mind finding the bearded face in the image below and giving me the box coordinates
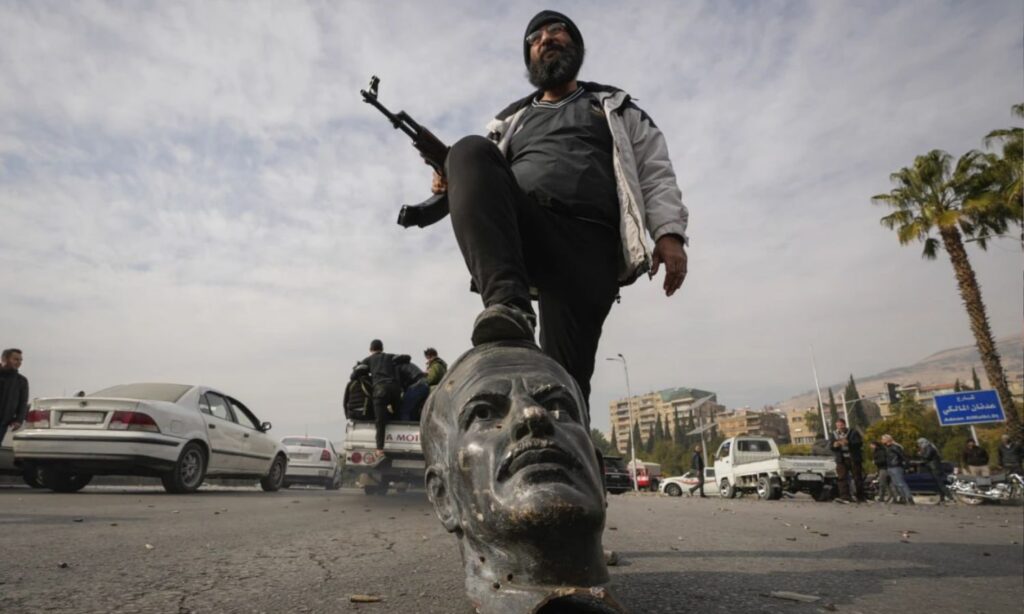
[528,38,584,90]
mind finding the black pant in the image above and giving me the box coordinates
[926,461,951,501]
[446,136,620,408]
[836,458,865,501]
[372,382,401,450]
[689,474,705,496]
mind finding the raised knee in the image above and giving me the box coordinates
[447,135,499,169]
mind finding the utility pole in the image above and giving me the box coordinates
[607,354,638,492]
[810,346,829,439]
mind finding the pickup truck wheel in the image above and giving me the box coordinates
[768,478,783,500]
[756,477,773,500]
[720,479,736,499]
[665,483,682,497]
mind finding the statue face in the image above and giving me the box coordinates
[436,346,604,541]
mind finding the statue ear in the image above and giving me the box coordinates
[425,465,459,533]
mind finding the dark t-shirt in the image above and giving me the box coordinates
[359,352,398,388]
[507,87,619,227]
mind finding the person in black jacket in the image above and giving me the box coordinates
[961,439,990,477]
[829,418,865,502]
[870,441,895,503]
[688,444,706,497]
[917,437,952,503]
[0,348,29,444]
[997,434,1023,475]
[359,340,402,456]
[394,355,430,422]
[882,435,914,504]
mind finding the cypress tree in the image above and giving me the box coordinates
[631,421,642,459]
[645,424,656,454]
[827,388,839,426]
[673,409,685,446]
[971,367,982,390]
[845,374,868,431]
[609,424,619,454]
[654,415,665,442]
[954,379,962,392]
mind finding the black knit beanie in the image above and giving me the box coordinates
[523,10,584,67]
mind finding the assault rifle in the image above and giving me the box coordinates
[360,75,451,228]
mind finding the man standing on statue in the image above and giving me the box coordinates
[433,10,689,412]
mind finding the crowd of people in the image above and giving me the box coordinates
[830,417,1023,505]
[344,340,448,458]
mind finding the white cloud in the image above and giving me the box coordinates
[1,1,1020,440]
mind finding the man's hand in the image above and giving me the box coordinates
[650,234,687,297]
[431,171,448,195]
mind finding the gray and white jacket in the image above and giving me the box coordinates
[486,81,689,285]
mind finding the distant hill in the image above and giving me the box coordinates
[777,335,1023,410]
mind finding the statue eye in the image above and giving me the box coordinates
[472,405,494,422]
[546,399,578,423]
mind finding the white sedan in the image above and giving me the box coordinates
[281,436,343,489]
[13,383,288,494]
[659,467,720,497]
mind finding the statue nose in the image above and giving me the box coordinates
[513,404,554,440]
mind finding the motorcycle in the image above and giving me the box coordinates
[948,471,1024,505]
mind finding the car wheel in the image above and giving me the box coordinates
[665,483,683,497]
[22,465,45,489]
[720,479,736,499]
[768,478,783,501]
[162,442,207,494]
[326,471,342,491]
[41,468,93,493]
[260,455,287,492]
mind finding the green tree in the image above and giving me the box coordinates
[609,424,619,455]
[873,148,1021,441]
[590,429,615,456]
[631,421,642,461]
[673,409,685,446]
[827,388,839,427]
[845,374,869,432]
[976,102,1023,243]
[654,415,665,443]
[971,367,982,391]
[644,424,656,455]
[954,379,963,392]
[805,409,824,439]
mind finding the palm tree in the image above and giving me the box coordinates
[974,102,1023,245]
[872,149,1020,441]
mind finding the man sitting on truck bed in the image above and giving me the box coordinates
[359,339,402,457]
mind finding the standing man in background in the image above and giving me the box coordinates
[830,418,865,503]
[0,348,29,443]
[688,444,706,497]
[997,434,1022,475]
[434,10,689,412]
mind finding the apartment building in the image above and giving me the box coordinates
[715,409,790,442]
[608,387,724,455]
[782,406,819,445]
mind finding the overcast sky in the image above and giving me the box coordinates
[1,0,1021,439]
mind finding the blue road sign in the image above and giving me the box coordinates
[933,390,1005,426]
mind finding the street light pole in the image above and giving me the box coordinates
[607,354,639,492]
[810,346,830,439]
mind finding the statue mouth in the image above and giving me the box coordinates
[497,439,582,482]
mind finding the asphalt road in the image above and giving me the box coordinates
[1,485,1021,614]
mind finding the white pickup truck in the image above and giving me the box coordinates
[342,419,425,495]
[713,436,837,501]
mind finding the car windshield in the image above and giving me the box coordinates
[604,458,626,471]
[282,437,327,448]
[89,383,192,403]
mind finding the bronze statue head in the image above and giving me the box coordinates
[421,341,619,613]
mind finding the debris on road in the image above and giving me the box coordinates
[349,595,383,603]
[144,544,155,551]
[58,562,69,569]
[764,591,820,603]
